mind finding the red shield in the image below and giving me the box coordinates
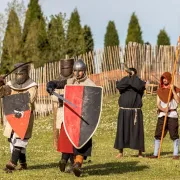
[63,85,103,149]
[3,93,31,139]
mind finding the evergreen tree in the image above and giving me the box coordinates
[83,25,94,52]
[23,19,48,68]
[66,8,85,57]
[126,12,143,44]
[157,29,170,46]
[22,0,44,42]
[23,20,39,65]
[0,13,6,60]
[82,25,94,74]
[102,21,119,71]
[5,0,26,27]
[0,0,25,60]
[1,9,22,73]
[104,21,119,47]
[48,14,66,61]
[22,0,49,66]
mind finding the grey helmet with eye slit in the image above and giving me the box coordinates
[14,63,30,85]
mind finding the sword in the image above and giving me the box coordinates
[52,91,78,108]
[0,61,33,87]
[53,92,89,125]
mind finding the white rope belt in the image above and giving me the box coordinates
[119,107,141,110]
[119,107,141,125]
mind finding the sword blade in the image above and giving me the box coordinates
[52,92,89,124]
[52,92,78,108]
[3,61,33,79]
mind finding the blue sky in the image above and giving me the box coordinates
[0,0,180,49]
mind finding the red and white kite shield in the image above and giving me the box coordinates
[3,92,31,139]
[63,85,103,149]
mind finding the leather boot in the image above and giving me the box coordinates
[4,161,16,173]
[73,162,82,177]
[18,163,28,170]
[59,159,67,172]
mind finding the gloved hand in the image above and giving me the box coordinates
[46,81,56,95]
[0,76,5,87]
[14,110,22,118]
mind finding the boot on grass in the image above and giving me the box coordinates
[73,162,82,177]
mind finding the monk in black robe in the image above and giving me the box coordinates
[114,68,146,157]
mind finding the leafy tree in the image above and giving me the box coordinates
[157,29,170,46]
[48,14,66,61]
[1,9,22,73]
[104,21,119,47]
[66,8,85,57]
[126,12,143,44]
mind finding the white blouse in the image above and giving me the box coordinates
[158,97,178,118]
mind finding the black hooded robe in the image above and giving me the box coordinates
[114,75,146,152]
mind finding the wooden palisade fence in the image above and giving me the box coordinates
[5,42,180,118]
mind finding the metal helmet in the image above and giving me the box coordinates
[14,63,30,85]
[73,59,86,71]
[73,59,87,79]
[60,58,74,78]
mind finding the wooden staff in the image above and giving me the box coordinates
[52,101,59,149]
[158,36,180,159]
[0,99,3,125]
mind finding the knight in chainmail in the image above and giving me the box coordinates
[0,63,38,172]
[47,59,96,177]
[51,58,75,173]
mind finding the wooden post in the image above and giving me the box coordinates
[0,99,3,125]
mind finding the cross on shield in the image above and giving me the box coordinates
[3,92,31,139]
[63,85,103,149]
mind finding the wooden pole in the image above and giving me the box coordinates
[158,36,180,159]
[52,101,58,148]
[0,99,3,125]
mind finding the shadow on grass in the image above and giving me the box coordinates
[28,162,58,170]
[83,161,149,176]
[83,159,93,164]
[144,151,173,157]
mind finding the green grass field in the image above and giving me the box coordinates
[1,95,180,180]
